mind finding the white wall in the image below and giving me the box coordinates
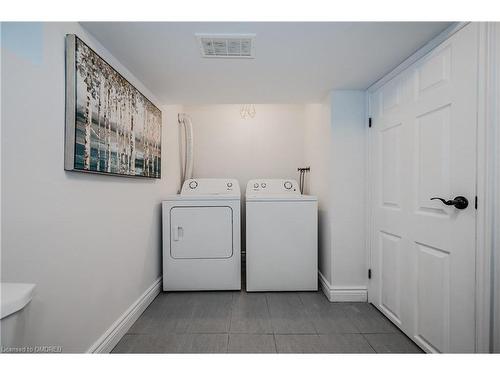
[304,98,333,282]
[183,104,306,192]
[330,91,367,291]
[1,22,181,352]
[305,91,366,301]
[184,97,365,298]
[183,104,306,251]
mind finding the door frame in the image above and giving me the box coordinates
[481,22,500,354]
[364,22,497,353]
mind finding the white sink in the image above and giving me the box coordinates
[1,282,36,319]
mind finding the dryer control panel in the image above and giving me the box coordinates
[246,179,300,195]
[181,178,240,195]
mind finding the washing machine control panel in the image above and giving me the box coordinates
[246,179,300,195]
[181,178,240,195]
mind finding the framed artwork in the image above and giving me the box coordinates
[65,34,162,178]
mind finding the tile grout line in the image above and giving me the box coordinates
[341,304,365,334]
[360,332,378,353]
[184,293,196,334]
[264,293,279,353]
[297,292,320,336]
[226,292,235,352]
[228,291,235,333]
[264,293,273,330]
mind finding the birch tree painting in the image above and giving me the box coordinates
[67,35,162,178]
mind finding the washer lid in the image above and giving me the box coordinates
[246,194,317,202]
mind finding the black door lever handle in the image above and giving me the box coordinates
[430,196,468,210]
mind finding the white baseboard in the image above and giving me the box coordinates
[331,287,368,302]
[318,272,367,302]
[87,277,162,353]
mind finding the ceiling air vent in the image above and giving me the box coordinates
[196,34,255,59]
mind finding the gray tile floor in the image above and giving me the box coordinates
[112,290,423,353]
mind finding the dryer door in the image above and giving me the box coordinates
[170,206,233,259]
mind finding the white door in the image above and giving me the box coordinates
[368,24,478,353]
[170,206,233,259]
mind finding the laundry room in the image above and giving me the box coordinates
[1,3,500,371]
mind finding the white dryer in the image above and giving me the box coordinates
[246,179,318,291]
[162,178,241,291]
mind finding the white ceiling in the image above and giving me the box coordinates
[81,22,452,104]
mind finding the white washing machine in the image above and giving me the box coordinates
[246,179,318,291]
[162,178,241,291]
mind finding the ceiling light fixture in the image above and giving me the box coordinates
[240,104,256,119]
